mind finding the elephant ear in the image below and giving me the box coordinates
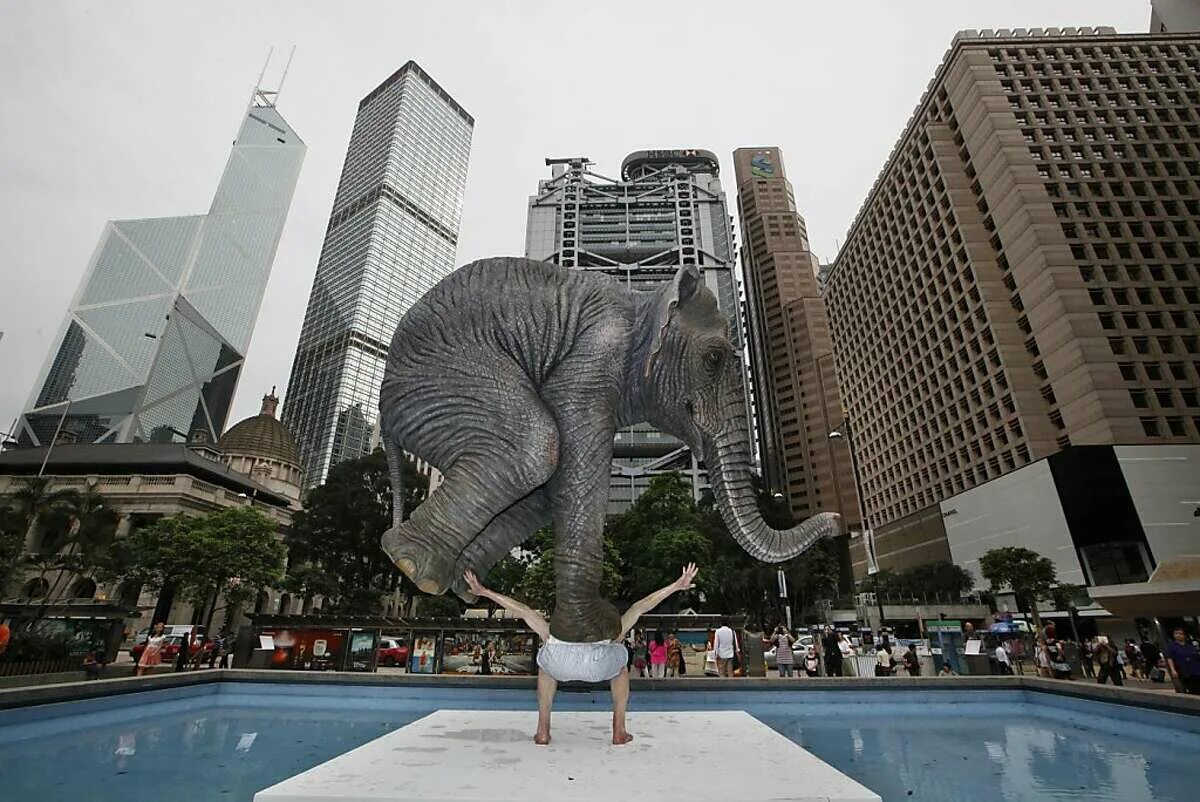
[645,266,702,376]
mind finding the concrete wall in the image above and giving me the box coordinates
[940,459,1086,588]
[1116,444,1200,565]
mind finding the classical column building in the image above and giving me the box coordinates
[283,62,473,486]
[825,28,1200,587]
[732,147,861,537]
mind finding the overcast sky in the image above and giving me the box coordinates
[0,0,1150,436]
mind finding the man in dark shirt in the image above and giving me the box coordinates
[821,627,843,677]
[1165,627,1200,694]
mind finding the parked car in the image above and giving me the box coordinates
[377,637,410,667]
[763,634,815,669]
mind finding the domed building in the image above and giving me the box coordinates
[218,389,304,507]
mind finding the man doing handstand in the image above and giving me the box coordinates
[464,562,698,746]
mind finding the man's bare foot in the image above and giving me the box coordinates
[612,731,634,745]
[534,731,551,745]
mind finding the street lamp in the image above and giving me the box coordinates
[829,419,886,637]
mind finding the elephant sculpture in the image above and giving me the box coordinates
[379,257,840,643]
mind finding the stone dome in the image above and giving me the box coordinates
[217,390,300,467]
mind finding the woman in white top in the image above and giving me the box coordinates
[874,643,894,676]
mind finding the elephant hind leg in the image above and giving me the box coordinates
[382,390,559,595]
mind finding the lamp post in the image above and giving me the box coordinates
[828,418,886,635]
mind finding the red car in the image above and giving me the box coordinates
[131,634,210,665]
[377,637,410,667]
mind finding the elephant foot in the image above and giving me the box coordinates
[381,528,456,595]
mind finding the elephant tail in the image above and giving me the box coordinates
[384,436,406,528]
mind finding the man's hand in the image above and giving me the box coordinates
[464,569,487,597]
[673,563,698,592]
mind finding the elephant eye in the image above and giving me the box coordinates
[703,347,724,373]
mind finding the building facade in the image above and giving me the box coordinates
[19,86,305,449]
[732,147,862,536]
[282,62,473,486]
[1151,0,1200,33]
[824,28,1200,582]
[525,151,750,513]
[0,436,300,632]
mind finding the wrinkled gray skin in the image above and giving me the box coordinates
[379,257,840,642]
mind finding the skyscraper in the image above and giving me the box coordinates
[282,62,473,486]
[19,82,305,447]
[825,28,1200,585]
[525,150,750,513]
[732,147,861,535]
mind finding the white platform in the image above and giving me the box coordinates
[254,709,880,802]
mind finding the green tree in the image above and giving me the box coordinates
[287,449,428,614]
[859,561,974,600]
[979,546,1059,631]
[8,477,79,555]
[606,473,709,604]
[109,507,286,633]
[0,505,28,593]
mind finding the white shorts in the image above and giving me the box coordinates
[537,637,628,683]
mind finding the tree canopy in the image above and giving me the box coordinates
[979,546,1059,629]
[858,561,975,600]
[108,506,285,629]
[286,449,428,614]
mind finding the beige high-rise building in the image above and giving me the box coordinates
[732,148,862,543]
[825,28,1200,586]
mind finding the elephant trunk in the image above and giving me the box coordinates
[702,379,841,563]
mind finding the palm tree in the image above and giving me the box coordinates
[42,487,120,601]
[10,477,80,555]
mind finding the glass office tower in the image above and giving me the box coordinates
[282,62,473,486]
[19,88,305,447]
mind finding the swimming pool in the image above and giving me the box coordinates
[2,678,1198,801]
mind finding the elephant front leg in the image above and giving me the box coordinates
[547,406,621,643]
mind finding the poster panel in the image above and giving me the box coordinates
[440,629,537,675]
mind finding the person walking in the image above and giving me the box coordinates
[647,632,668,679]
[465,563,697,746]
[175,630,195,673]
[137,622,166,677]
[1080,638,1095,678]
[771,625,795,678]
[903,643,921,676]
[994,640,1012,675]
[713,621,739,678]
[820,626,841,677]
[1165,627,1200,694]
[874,642,894,677]
[666,633,683,678]
[1094,635,1123,686]
[1140,635,1163,683]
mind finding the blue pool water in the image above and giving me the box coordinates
[2,683,1199,801]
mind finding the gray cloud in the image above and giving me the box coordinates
[0,0,1148,436]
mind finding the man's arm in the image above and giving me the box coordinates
[619,563,698,638]
[463,570,550,640]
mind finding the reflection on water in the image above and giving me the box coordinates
[0,707,414,802]
[762,714,1196,801]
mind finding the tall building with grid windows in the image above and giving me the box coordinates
[825,28,1200,590]
[19,85,305,448]
[282,62,473,486]
[525,151,750,513]
[731,147,861,537]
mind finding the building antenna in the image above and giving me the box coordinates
[250,46,294,109]
[275,46,296,105]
